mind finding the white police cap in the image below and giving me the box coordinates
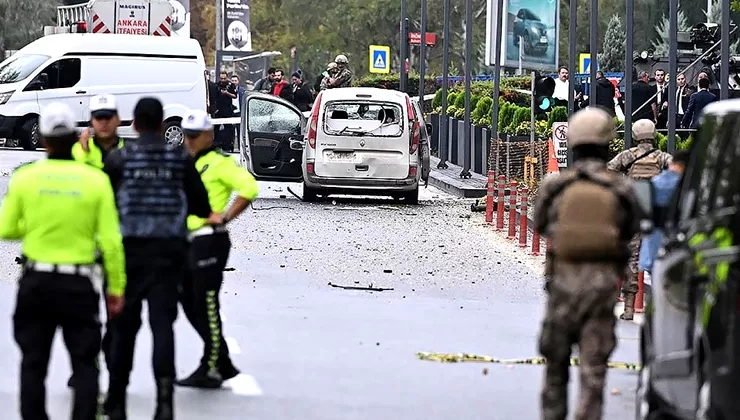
[39,102,77,137]
[90,94,118,117]
[181,109,213,133]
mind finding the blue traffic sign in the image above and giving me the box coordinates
[369,45,390,74]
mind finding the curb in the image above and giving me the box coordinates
[428,157,487,199]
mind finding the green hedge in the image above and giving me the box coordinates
[353,74,438,96]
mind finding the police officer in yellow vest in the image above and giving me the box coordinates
[72,94,124,168]
[67,94,124,389]
[0,102,126,420]
[175,109,259,388]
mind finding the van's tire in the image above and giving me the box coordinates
[403,186,419,205]
[302,185,319,202]
[19,117,40,151]
[163,119,183,146]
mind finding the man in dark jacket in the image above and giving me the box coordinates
[205,70,219,117]
[102,97,213,420]
[594,71,616,116]
[253,67,276,93]
[631,70,655,122]
[682,77,717,128]
[290,71,313,111]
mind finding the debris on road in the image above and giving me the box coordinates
[415,352,641,371]
[328,282,394,292]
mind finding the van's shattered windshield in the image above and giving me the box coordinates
[323,101,404,137]
[0,54,49,84]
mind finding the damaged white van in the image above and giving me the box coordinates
[301,87,429,203]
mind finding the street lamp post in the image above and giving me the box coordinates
[419,0,427,101]
[624,0,634,148]
[400,0,409,92]
[589,0,598,106]
[438,0,451,169]
[461,0,473,177]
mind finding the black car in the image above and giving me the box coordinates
[636,99,740,420]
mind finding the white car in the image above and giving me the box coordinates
[301,87,430,203]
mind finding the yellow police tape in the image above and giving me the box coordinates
[415,352,642,371]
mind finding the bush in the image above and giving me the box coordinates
[472,96,492,121]
[609,138,625,159]
[432,89,443,108]
[508,107,531,133]
[499,103,516,133]
[470,94,481,111]
[447,92,458,108]
[453,93,466,108]
[546,106,568,129]
[353,74,438,96]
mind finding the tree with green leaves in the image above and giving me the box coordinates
[0,0,59,56]
[651,8,691,56]
[598,15,625,72]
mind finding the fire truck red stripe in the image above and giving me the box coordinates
[93,22,105,32]
[159,23,170,36]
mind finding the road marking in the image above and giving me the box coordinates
[225,336,241,354]
[224,374,263,396]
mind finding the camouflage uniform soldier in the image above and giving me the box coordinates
[607,119,671,320]
[327,54,353,88]
[534,108,640,420]
[320,62,339,91]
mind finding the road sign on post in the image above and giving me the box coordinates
[369,45,391,74]
[409,32,437,46]
[552,122,568,168]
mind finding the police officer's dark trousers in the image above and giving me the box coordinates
[105,239,185,419]
[14,267,100,420]
[180,229,234,375]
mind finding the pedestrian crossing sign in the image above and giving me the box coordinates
[369,45,390,74]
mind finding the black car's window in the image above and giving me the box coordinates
[709,114,740,212]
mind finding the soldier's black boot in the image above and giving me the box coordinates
[175,365,223,389]
[154,378,174,420]
[620,293,636,320]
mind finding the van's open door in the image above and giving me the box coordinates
[240,93,305,182]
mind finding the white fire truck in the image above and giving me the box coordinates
[45,0,186,37]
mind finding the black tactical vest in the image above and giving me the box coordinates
[116,141,189,239]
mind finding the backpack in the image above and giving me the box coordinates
[626,147,662,180]
[548,169,626,261]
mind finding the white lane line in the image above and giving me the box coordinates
[224,374,263,396]
[225,336,241,354]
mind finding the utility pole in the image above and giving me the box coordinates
[438,0,451,169]
[215,0,222,70]
[400,0,409,92]
[419,0,427,100]
[461,0,473,178]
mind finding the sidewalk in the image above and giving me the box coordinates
[428,157,487,198]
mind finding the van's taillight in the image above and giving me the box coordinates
[306,163,315,174]
[307,92,323,149]
[408,165,418,177]
[405,96,420,154]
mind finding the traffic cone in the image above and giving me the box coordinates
[547,138,559,175]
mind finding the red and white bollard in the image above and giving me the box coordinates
[496,175,505,231]
[507,181,518,240]
[531,231,541,255]
[635,271,645,313]
[518,187,528,248]
[485,170,496,224]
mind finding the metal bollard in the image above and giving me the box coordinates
[485,170,496,224]
[531,231,541,255]
[518,187,528,248]
[635,272,645,313]
[507,181,518,239]
[496,175,505,230]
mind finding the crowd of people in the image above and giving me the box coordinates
[0,94,259,420]
[551,65,717,130]
[202,53,354,153]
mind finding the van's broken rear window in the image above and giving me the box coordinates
[323,101,404,137]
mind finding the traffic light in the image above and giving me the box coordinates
[533,73,556,113]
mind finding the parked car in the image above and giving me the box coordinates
[512,8,548,56]
[636,99,740,420]
[299,87,430,203]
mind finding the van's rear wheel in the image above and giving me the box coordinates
[402,186,419,205]
[19,117,39,151]
[302,185,319,202]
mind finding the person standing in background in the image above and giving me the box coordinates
[231,75,246,148]
[253,67,276,93]
[653,69,669,129]
[682,78,717,129]
[631,71,656,122]
[205,70,219,117]
[290,71,313,112]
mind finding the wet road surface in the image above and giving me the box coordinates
[0,149,640,419]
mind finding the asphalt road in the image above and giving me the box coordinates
[0,149,640,420]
